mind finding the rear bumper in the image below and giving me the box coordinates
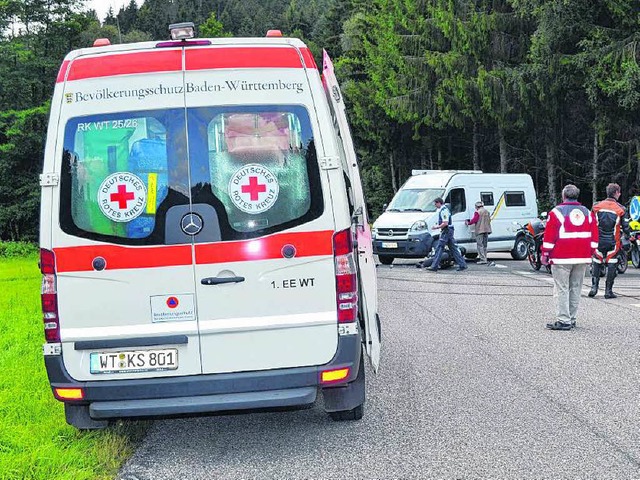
[90,387,318,418]
[45,334,361,418]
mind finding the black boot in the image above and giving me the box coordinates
[604,265,617,299]
[588,263,600,297]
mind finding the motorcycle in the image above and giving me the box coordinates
[415,232,466,270]
[513,217,550,274]
[590,235,631,276]
[629,230,640,269]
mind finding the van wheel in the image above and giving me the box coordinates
[324,350,366,422]
[378,255,394,265]
[329,403,364,421]
[511,235,528,260]
[64,404,109,430]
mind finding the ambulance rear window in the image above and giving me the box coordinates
[59,111,176,243]
[58,105,323,245]
[197,107,320,234]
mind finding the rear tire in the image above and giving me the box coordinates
[329,403,364,421]
[465,253,478,260]
[617,253,628,274]
[631,246,640,268]
[511,235,528,260]
[325,350,366,422]
[378,255,394,265]
[64,404,109,430]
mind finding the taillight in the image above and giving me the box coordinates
[333,229,358,323]
[40,249,60,343]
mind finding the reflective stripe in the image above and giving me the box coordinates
[558,231,592,239]
[590,242,598,248]
[551,258,591,264]
[543,242,555,249]
[552,207,564,223]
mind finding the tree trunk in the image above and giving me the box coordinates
[472,123,480,171]
[437,146,442,170]
[546,140,557,205]
[390,151,397,193]
[498,126,508,173]
[636,139,640,188]
[428,138,433,169]
[591,127,598,206]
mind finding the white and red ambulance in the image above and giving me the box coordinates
[39,23,381,429]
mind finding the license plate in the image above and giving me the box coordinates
[381,242,398,249]
[90,349,178,374]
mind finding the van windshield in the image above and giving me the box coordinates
[387,188,444,212]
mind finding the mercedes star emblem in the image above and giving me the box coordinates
[180,212,204,236]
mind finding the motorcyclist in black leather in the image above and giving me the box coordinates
[589,183,631,299]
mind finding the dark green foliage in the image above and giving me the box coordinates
[0,241,39,257]
[0,0,639,240]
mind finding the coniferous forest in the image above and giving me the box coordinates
[1,0,639,241]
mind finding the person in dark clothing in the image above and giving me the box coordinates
[589,183,631,299]
[426,197,467,272]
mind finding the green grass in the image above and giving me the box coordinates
[0,256,148,480]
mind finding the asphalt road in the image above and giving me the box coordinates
[119,256,640,479]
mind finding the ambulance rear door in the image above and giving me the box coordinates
[183,44,339,374]
[322,50,380,371]
[51,47,203,381]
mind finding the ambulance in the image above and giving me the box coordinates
[39,23,381,429]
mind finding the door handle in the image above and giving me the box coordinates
[201,276,245,285]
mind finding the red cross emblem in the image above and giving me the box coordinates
[241,176,267,201]
[110,184,135,209]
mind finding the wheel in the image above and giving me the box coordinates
[329,403,364,421]
[325,350,365,422]
[511,235,529,260]
[528,251,541,271]
[617,252,628,274]
[631,246,640,268]
[465,253,478,260]
[378,255,394,265]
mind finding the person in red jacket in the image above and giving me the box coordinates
[589,183,631,299]
[541,184,598,330]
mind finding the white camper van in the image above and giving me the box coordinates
[39,24,380,429]
[372,170,538,264]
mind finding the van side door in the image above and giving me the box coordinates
[322,50,380,371]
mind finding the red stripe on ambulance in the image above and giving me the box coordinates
[53,231,334,272]
[60,50,183,82]
[57,47,311,83]
[185,47,305,70]
[56,60,71,83]
[194,230,334,265]
[54,244,192,273]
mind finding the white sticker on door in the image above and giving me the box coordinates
[228,164,279,214]
[150,294,195,322]
[98,172,147,222]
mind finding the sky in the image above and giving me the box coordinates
[87,0,141,21]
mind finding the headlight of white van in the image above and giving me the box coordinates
[410,220,428,232]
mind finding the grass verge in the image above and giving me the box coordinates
[0,256,148,480]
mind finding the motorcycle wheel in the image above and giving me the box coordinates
[631,245,640,268]
[528,252,541,271]
[617,252,628,274]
